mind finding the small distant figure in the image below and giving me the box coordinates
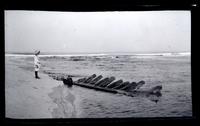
[34,50,41,79]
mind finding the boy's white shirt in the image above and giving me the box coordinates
[34,55,40,65]
[34,55,40,71]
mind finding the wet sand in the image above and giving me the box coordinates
[5,57,80,118]
[48,85,82,118]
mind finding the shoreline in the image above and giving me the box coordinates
[5,58,81,118]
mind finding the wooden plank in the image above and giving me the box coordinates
[84,74,96,83]
[113,81,130,89]
[99,76,116,87]
[73,82,118,94]
[120,82,137,91]
[94,77,110,86]
[106,79,123,88]
[90,75,103,84]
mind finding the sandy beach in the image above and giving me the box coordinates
[5,57,81,119]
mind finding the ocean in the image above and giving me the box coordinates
[5,52,192,117]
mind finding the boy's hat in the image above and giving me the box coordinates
[34,50,40,55]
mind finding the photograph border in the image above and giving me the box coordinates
[1,0,199,125]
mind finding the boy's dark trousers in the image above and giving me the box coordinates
[35,71,39,79]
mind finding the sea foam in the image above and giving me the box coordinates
[5,52,190,58]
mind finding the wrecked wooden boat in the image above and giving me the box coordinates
[62,74,162,99]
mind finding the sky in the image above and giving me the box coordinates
[5,10,191,53]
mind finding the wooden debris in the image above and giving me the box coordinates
[113,81,130,89]
[99,76,116,87]
[106,79,123,88]
[62,74,162,100]
[84,74,96,83]
[77,78,87,83]
[120,82,137,91]
[90,75,103,84]
[94,77,110,86]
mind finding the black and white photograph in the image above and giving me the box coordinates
[5,10,191,118]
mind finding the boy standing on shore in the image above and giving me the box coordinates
[34,50,41,79]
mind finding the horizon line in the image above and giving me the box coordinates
[5,50,191,54]
[5,51,191,56]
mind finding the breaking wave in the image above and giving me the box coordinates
[5,52,190,59]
